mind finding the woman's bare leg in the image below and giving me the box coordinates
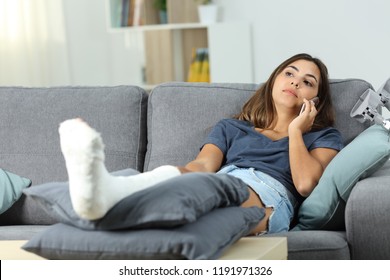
[241,188,273,234]
[59,118,181,220]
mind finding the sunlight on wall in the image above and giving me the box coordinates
[0,0,21,43]
[0,0,53,43]
[0,0,70,86]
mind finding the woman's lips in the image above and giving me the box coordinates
[283,89,297,97]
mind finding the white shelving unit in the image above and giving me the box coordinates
[106,0,253,87]
[108,22,209,32]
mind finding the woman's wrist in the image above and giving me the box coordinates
[288,125,304,137]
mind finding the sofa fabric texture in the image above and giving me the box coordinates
[145,83,257,170]
[0,79,389,259]
[0,86,148,185]
[345,168,390,259]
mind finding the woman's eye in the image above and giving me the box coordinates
[304,80,313,87]
[285,71,293,77]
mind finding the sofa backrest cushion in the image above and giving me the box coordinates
[145,80,372,170]
[0,85,148,226]
[0,86,148,185]
[145,83,256,170]
[330,79,373,144]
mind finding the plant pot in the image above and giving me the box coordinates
[158,10,168,24]
[198,4,218,24]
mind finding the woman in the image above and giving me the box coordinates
[59,53,343,235]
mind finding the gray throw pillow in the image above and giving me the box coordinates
[22,168,140,228]
[22,206,263,260]
[23,171,255,230]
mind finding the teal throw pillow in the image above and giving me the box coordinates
[0,169,32,214]
[294,124,390,231]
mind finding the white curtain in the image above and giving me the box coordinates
[0,0,70,86]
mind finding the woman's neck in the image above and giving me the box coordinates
[268,112,295,133]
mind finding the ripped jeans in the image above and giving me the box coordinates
[218,165,295,233]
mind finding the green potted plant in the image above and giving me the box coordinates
[153,0,167,24]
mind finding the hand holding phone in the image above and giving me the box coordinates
[299,97,319,115]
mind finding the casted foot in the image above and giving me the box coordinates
[59,118,182,220]
[59,118,105,162]
[59,118,110,220]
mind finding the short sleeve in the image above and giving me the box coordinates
[309,128,344,151]
[201,120,229,154]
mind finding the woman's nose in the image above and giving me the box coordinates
[291,81,299,88]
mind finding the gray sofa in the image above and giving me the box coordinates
[0,80,389,259]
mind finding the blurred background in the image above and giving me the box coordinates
[0,0,389,91]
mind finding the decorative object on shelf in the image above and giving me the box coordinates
[153,0,168,24]
[188,48,210,83]
[195,0,218,24]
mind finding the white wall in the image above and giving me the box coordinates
[62,0,390,90]
[214,0,390,90]
[62,0,144,86]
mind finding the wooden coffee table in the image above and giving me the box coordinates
[0,240,44,260]
[0,237,287,260]
[221,237,287,260]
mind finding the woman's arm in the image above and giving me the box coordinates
[288,129,338,197]
[288,99,338,197]
[178,143,224,174]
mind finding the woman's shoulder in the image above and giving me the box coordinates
[312,126,342,136]
[307,126,344,148]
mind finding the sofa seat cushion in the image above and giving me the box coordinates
[268,231,350,260]
[0,225,48,240]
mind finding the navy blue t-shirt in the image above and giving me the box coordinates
[203,118,344,201]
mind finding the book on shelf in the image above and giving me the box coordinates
[127,0,136,26]
[109,0,122,27]
[132,0,144,26]
[187,48,210,83]
[110,0,160,28]
[121,0,130,27]
[109,0,140,27]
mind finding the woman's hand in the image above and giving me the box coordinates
[288,98,318,134]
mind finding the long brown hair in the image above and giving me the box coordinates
[235,53,334,131]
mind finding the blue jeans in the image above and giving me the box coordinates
[218,165,295,233]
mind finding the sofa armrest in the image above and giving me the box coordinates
[345,175,390,259]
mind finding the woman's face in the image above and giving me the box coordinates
[272,59,320,112]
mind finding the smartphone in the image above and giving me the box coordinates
[299,97,319,115]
